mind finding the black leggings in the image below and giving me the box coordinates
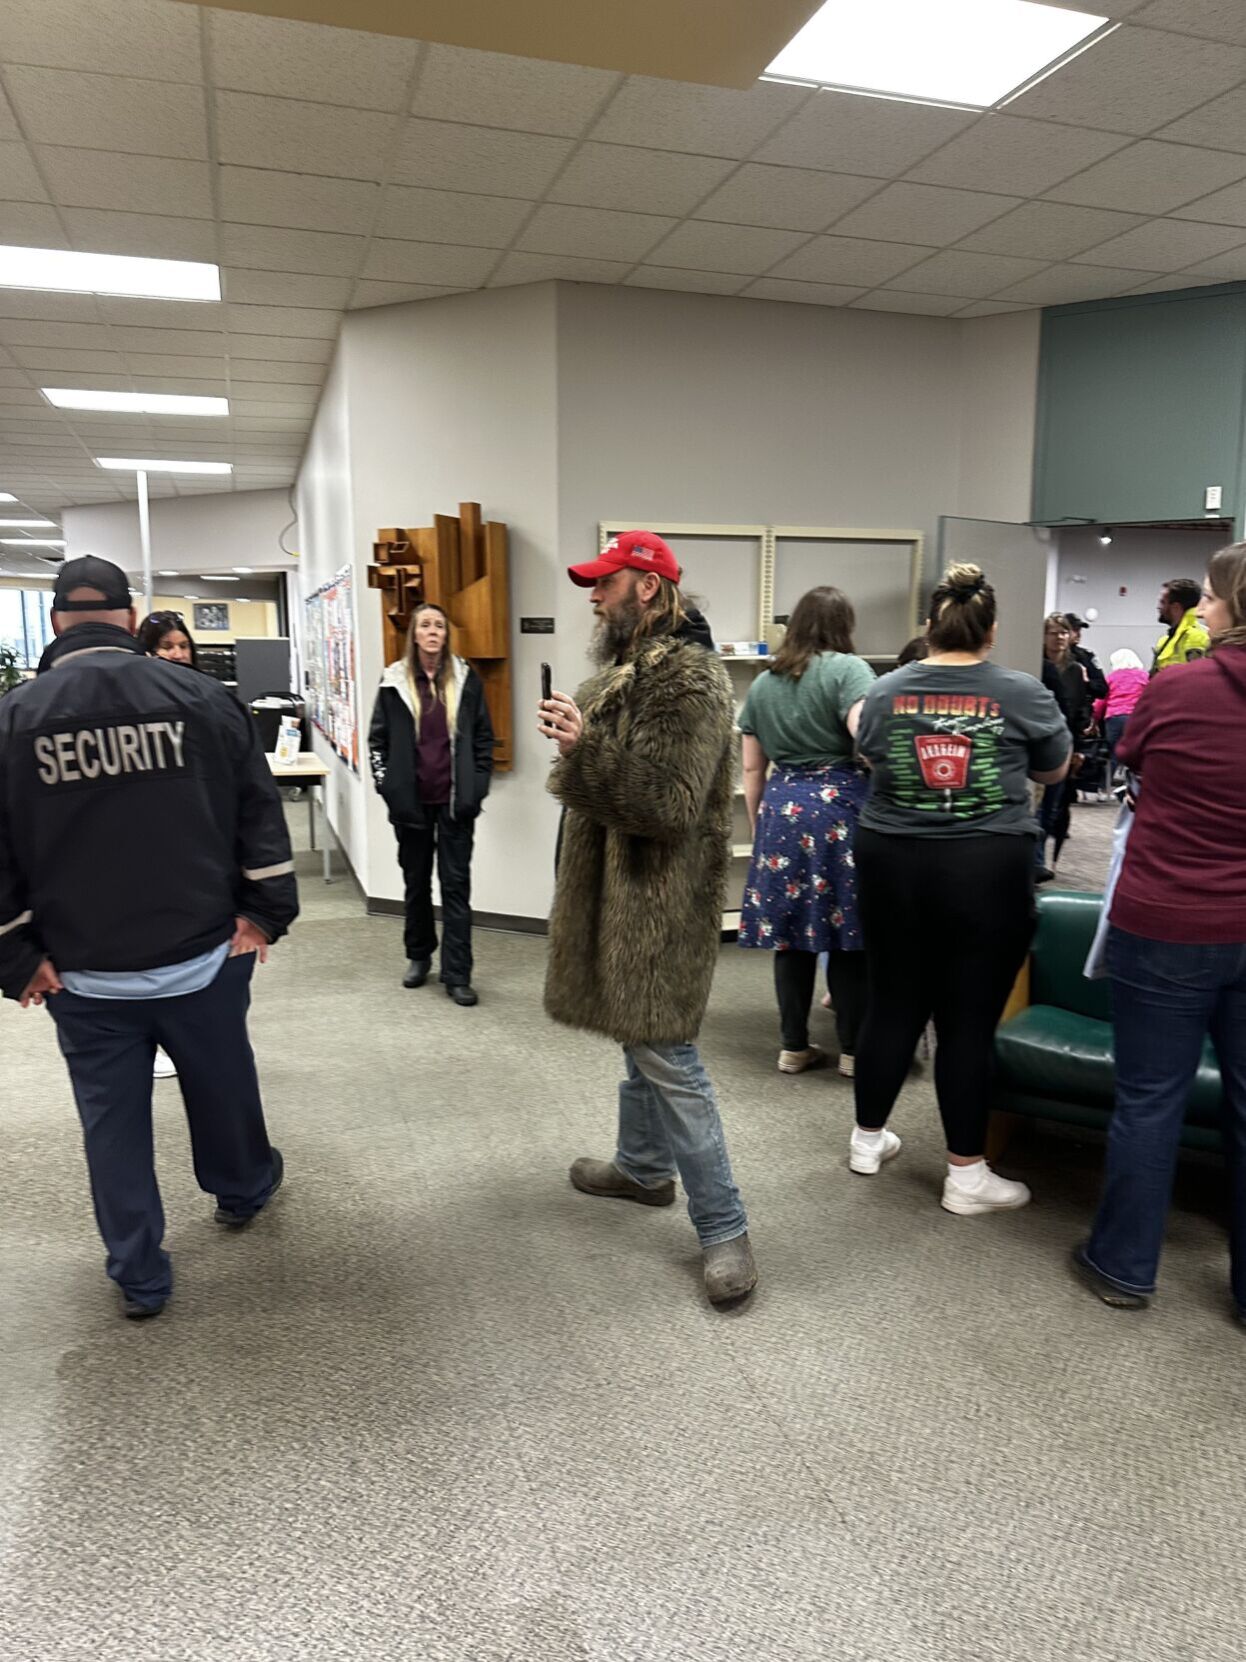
[773,950,866,1055]
[853,829,1035,1156]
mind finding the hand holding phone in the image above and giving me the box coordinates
[540,662,553,705]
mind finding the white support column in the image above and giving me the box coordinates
[136,468,153,613]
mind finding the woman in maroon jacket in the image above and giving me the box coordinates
[1075,542,1246,1322]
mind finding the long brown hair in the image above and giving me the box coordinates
[1043,611,1071,670]
[1206,543,1246,650]
[771,586,856,680]
[404,602,458,733]
[927,563,996,653]
[633,575,691,643]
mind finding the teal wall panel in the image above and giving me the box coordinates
[1033,283,1246,530]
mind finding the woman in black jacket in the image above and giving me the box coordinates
[368,603,494,1005]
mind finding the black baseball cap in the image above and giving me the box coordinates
[1063,612,1089,631]
[52,555,132,611]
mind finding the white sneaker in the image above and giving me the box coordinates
[778,1045,827,1074]
[153,1047,177,1080]
[838,1052,855,1079]
[941,1163,1031,1215]
[848,1125,902,1175]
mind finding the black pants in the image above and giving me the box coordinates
[773,949,867,1055]
[48,953,277,1308]
[853,829,1035,1156]
[397,809,475,985]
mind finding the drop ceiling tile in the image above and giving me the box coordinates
[1010,25,1246,135]
[0,291,99,323]
[1075,218,1246,271]
[125,375,227,393]
[7,68,207,159]
[1172,179,1246,228]
[623,267,749,295]
[37,148,212,219]
[1044,141,1246,214]
[219,169,379,237]
[221,270,350,310]
[62,209,216,261]
[906,117,1129,197]
[97,298,225,331]
[232,417,307,431]
[768,235,936,287]
[374,186,529,248]
[125,354,229,379]
[10,348,126,372]
[360,239,495,286]
[643,220,808,274]
[225,334,332,363]
[590,76,807,159]
[1153,88,1246,153]
[0,0,202,79]
[0,202,67,247]
[412,45,616,137]
[225,305,341,339]
[393,120,573,197]
[517,203,674,263]
[220,225,364,279]
[1132,0,1246,46]
[1169,248,1246,283]
[741,278,865,306]
[957,201,1148,260]
[487,252,628,287]
[215,92,397,182]
[349,280,464,308]
[21,370,123,390]
[222,381,317,405]
[831,182,1020,246]
[208,10,418,110]
[955,300,1035,317]
[850,290,966,315]
[549,144,733,217]
[226,360,323,385]
[0,320,114,349]
[995,263,1162,304]
[0,89,18,146]
[881,249,1050,296]
[229,399,317,418]
[755,90,975,178]
[98,325,222,357]
[693,164,882,232]
[0,141,48,203]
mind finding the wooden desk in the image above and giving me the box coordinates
[266,752,335,882]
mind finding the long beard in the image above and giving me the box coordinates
[591,597,643,666]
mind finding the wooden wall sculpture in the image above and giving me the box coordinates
[367,502,512,770]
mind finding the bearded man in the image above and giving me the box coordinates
[538,531,757,1307]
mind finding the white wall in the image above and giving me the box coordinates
[956,311,1041,523]
[1055,524,1224,668]
[62,487,297,576]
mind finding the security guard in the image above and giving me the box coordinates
[0,556,299,1319]
[1153,577,1210,673]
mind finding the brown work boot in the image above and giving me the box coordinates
[702,1233,758,1306]
[569,1158,676,1207]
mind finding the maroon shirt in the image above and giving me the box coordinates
[1112,647,1246,943]
[414,672,451,806]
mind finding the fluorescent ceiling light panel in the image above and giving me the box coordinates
[0,494,16,503]
[43,389,229,416]
[766,0,1108,108]
[199,574,238,582]
[0,538,66,547]
[95,458,232,474]
[0,245,219,302]
[0,518,55,527]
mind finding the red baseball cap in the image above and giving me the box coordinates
[568,530,681,588]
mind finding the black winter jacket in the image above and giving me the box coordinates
[0,624,298,1000]
[368,656,493,828]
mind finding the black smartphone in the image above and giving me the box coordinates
[540,662,552,703]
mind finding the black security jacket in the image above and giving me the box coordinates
[0,624,298,999]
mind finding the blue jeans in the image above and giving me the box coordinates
[1085,928,1246,1309]
[48,954,279,1309]
[615,1043,748,1247]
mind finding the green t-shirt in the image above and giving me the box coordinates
[737,651,876,767]
[857,660,1070,837]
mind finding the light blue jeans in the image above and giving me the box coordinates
[615,1042,749,1247]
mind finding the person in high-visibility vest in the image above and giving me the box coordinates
[1152,577,1210,672]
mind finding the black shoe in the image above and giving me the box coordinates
[446,984,478,1007]
[122,1296,165,1320]
[402,958,431,989]
[1035,866,1056,885]
[1071,1243,1148,1309]
[215,1146,284,1228]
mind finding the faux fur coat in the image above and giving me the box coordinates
[544,624,734,1047]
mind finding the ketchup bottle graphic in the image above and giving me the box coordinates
[915,733,972,812]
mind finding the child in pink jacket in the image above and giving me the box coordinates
[1093,649,1148,771]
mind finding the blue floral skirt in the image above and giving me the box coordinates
[739,763,868,953]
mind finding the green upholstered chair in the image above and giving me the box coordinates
[991,889,1224,1151]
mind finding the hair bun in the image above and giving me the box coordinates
[943,561,986,602]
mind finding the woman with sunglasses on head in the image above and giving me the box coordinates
[368,603,494,1006]
[137,610,198,668]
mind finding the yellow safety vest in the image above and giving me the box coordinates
[1153,608,1210,673]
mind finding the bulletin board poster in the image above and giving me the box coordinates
[304,566,358,771]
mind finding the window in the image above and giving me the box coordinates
[0,589,53,669]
